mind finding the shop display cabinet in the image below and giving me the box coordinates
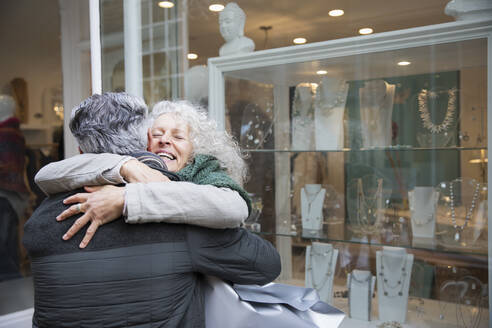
[209,19,492,327]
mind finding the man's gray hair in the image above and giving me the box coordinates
[70,92,150,154]
[151,100,248,186]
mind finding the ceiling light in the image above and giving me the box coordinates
[398,61,411,66]
[158,1,174,8]
[187,53,198,60]
[359,28,373,35]
[293,38,307,44]
[316,70,328,75]
[329,9,344,17]
[209,4,224,12]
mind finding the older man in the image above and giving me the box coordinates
[23,92,280,327]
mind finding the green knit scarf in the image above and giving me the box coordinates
[176,154,252,214]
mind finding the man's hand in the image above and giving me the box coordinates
[120,159,170,183]
[56,185,125,248]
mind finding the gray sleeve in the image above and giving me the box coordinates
[34,153,133,195]
[125,182,248,228]
[187,226,281,285]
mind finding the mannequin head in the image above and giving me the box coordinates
[219,2,246,42]
[0,95,16,122]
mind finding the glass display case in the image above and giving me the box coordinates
[209,19,491,327]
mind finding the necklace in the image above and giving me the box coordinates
[449,180,480,241]
[307,244,334,290]
[377,322,403,328]
[314,79,348,114]
[409,190,438,226]
[418,87,457,134]
[348,270,372,320]
[356,178,383,229]
[379,252,407,297]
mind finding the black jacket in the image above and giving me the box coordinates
[23,189,281,328]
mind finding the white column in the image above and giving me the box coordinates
[89,0,102,94]
[123,0,143,98]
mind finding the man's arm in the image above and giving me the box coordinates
[187,226,281,285]
[35,153,132,195]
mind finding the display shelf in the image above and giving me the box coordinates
[242,146,488,153]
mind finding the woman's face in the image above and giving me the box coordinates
[148,113,193,172]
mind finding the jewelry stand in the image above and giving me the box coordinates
[408,186,439,239]
[347,269,375,321]
[301,184,326,233]
[305,242,338,304]
[359,80,396,148]
[292,85,314,150]
[376,247,414,323]
[314,76,348,150]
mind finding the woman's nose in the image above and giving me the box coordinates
[159,134,171,144]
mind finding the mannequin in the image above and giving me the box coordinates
[314,76,348,150]
[219,3,255,57]
[292,84,315,150]
[376,247,414,323]
[359,80,395,148]
[184,65,208,107]
[408,186,439,239]
[347,269,376,321]
[305,242,338,304]
[300,184,326,231]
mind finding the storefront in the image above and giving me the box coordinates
[0,0,491,327]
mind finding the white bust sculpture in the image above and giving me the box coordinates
[184,65,209,105]
[219,3,255,57]
[445,0,492,21]
[0,95,16,122]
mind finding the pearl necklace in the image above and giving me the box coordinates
[418,88,457,134]
[379,253,407,297]
[449,181,480,241]
[307,245,334,290]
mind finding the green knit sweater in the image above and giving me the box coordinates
[176,154,252,214]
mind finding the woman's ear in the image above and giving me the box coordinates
[147,128,152,151]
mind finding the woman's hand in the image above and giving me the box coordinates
[120,159,171,183]
[56,185,125,248]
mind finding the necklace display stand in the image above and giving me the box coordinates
[376,247,414,323]
[314,77,348,150]
[305,242,338,304]
[301,184,326,233]
[347,269,375,321]
[292,85,315,150]
[408,186,439,239]
[359,80,395,148]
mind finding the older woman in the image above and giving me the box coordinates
[35,100,250,247]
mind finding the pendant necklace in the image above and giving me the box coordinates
[379,253,407,297]
[307,245,334,290]
[418,87,457,134]
[303,187,323,223]
[348,271,372,320]
[449,181,480,241]
[357,178,383,227]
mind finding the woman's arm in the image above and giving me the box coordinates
[35,153,132,195]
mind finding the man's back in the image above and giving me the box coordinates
[24,189,280,328]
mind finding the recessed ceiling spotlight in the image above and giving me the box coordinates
[293,37,307,44]
[316,70,328,75]
[209,4,224,12]
[359,27,374,35]
[398,61,411,66]
[187,53,198,60]
[158,1,174,8]
[329,9,344,17]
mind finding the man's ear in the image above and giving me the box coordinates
[78,147,83,154]
[147,128,152,151]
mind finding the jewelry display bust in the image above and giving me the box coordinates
[218,3,255,56]
[0,95,16,122]
[301,184,326,231]
[359,80,395,148]
[408,186,439,239]
[376,247,414,323]
[314,76,348,150]
[347,269,375,321]
[292,84,315,150]
[305,242,338,304]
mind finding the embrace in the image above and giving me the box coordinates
[23,92,281,327]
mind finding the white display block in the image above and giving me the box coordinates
[347,270,376,321]
[305,242,338,304]
[301,184,326,231]
[408,186,439,239]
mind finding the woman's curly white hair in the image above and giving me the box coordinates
[150,100,248,186]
